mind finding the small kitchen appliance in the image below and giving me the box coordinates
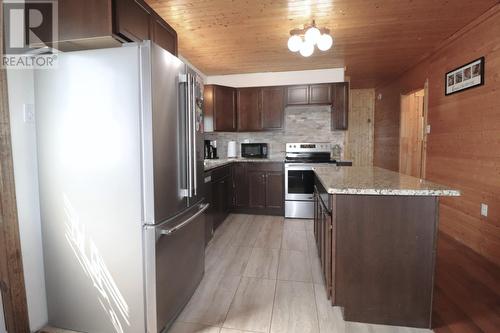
[227,141,237,158]
[241,143,268,158]
[204,140,218,159]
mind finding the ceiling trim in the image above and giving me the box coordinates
[205,68,345,87]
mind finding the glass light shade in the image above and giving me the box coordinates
[287,35,302,52]
[304,26,321,44]
[299,41,314,57]
[317,34,333,51]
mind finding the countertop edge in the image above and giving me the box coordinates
[313,166,461,197]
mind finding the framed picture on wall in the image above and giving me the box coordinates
[445,57,485,95]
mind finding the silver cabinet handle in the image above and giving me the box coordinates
[160,203,210,236]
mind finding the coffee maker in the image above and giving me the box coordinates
[204,140,218,159]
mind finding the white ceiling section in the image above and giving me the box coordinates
[205,68,345,87]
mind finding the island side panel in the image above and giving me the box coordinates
[335,194,439,328]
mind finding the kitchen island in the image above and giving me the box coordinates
[312,166,459,329]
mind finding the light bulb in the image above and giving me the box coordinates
[317,34,333,51]
[287,35,302,52]
[304,26,321,44]
[299,41,314,57]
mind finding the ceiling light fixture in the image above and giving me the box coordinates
[288,20,333,57]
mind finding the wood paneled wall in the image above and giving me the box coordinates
[374,5,500,266]
[346,89,375,166]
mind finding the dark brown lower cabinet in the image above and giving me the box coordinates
[265,171,284,209]
[313,175,440,329]
[205,162,284,236]
[248,170,267,208]
[232,163,249,208]
[207,164,233,231]
[242,163,284,215]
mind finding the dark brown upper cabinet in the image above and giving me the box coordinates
[287,85,309,105]
[309,84,332,104]
[286,84,332,105]
[114,0,151,42]
[236,86,285,132]
[261,87,285,130]
[151,14,178,56]
[237,88,262,131]
[331,82,349,130]
[204,85,237,132]
[47,0,177,55]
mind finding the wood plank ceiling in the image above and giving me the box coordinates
[146,0,498,87]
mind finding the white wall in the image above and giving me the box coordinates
[0,293,6,333]
[205,68,344,87]
[7,69,48,332]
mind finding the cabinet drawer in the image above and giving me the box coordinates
[211,165,232,182]
[246,162,283,172]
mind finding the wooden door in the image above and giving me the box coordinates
[265,171,283,209]
[331,82,349,130]
[309,84,331,104]
[214,85,237,132]
[287,85,309,105]
[151,15,178,55]
[237,88,262,131]
[261,87,285,130]
[233,163,249,208]
[248,170,266,208]
[114,0,151,42]
[345,89,375,166]
[399,90,425,177]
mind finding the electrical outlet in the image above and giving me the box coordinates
[481,203,488,217]
[23,103,35,123]
[426,125,431,134]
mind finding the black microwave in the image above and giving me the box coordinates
[241,143,268,158]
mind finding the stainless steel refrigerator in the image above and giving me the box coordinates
[35,41,206,333]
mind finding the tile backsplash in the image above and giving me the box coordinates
[204,105,346,159]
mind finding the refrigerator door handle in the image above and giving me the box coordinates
[160,203,209,236]
[191,75,198,196]
[185,73,194,198]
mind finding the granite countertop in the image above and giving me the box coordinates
[313,166,461,196]
[204,158,284,171]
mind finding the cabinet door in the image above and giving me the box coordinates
[330,196,336,305]
[261,87,285,130]
[324,208,332,299]
[287,85,309,105]
[151,15,178,55]
[214,86,237,132]
[233,163,249,208]
[114,0,151,42]
[58,0,113,42]
[309,84,331,104]
[237,88,262,131]
[265,171,284,209]
[204,178,214,245]
[248,171,266,208]
[331,82,349,130]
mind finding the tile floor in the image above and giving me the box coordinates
[41,214,433,333]
[170,214,432,333]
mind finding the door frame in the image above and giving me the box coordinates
[399,81,429,178]
[0,4,31,331]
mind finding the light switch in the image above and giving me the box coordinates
[481,203,488,217]
[426,125,431,134]
[23,103,35,123]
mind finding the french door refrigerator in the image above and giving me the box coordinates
[35,41,206,333]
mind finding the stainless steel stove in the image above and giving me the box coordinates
[285,143,336,218]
